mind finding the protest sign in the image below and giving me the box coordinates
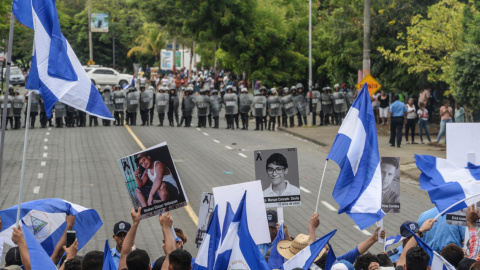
[118,142,188,219]
[90,13,109,33]
[254,148,301,208]
[446,201,480,227]
[381,157,400,213]
[195,192,215,248]
[213,181,271,245]
[447,123,480,166]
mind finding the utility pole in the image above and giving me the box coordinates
[112,32,115,69]
[362,0,371,78]
[88,0,93,62]
[308,0,312,89]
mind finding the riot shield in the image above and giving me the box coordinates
[140,90,154,110]
[346,92,355,108]
[183,96,195,117]
[267,96,282,117]
[113,91,126,112]
[239,93,253,113]
[251,96,267,117]
[210,96,222,117]
[280,95,298,117]
[30,92,41,113]
[102,92,115,114]
[126,92,140,113]
[322,94,333,115]
[293,94,309,116]
[196,95,210,116]
[155,93,170,113]
[333,92,346,113]
[309,91,321,113]
[54,102,67,118]
[13,95,24,117]
[224,93,238,115]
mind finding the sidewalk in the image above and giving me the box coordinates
[278,123,446,181]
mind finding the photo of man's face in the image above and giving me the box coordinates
[381,163,396,188]
[267,163,288,186]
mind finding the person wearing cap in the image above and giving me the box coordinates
[112,221,132,269]
[386,221,420,263]
[257,209,292,256]
[387,94,407,148]
[340,83,350,93]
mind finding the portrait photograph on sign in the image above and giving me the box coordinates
[381,157,400,213]
[194,192,215,248]
[90,13,109,33]
[254,148,301,208]
[446,201,480,227]
[118,142,188,219]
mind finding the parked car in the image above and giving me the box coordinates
[2,67,25,86]
[85,67,133,87]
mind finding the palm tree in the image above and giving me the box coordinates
[127,23,166,69]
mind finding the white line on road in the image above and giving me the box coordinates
[300,186,311,194]
[238,153,247,158]
[33,186,40,194]
[38,173,43,179]
[46,132,50,135]
[225,146,232,150]
[44,138,48,142]
[321,201,338,212]
[41,161,46,167]
[48,127,51,131]
[44,146,48,150]
[354,225,372,236]
[43,153,48,158]
[213,139,220,143]
[203,132,209,136]
[196,128,201,131]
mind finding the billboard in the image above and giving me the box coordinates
[91,13,109,33]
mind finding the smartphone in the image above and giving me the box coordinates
[66,230,76,248]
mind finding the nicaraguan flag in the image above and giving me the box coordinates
[193,205,221,270]
[384,235,405,251]
[416,155,480,214]
[0,198,103,256]
[12,0,113,119]
[102,239,117,270]
[267,223,286,269]
[123,77,135,90]
[214,192,269,270]
[324,244,337,270]
[23,223,57,270]
[327,83,385,230]
[221,201,234,243]
[281,229,337,270]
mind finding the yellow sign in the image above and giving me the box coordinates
[87,59,95,66]
[356,74,382,95]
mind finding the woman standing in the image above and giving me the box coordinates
[417,102,431,144]
[378,91,389,125]
[405,98,417,144]
[435,100,453,145]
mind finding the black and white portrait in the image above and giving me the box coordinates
[381,157,400,213]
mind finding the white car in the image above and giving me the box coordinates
[2,67,25,86]
[85,67,133,87]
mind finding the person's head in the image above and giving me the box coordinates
[456,258,476,270]
[404,247,430,270]
[81,251,103,270]
[152,256,166,270]
[126,249,151,270]
[266,209,278,242]
[113,221,131,251]
[136,153,152,169]
[381,90,385,96]
[381,157,399,188]
[393,94,400,101]
[471,262,480,270]
[400,221,418,246]
[266,153,289,187]
[354,252,379,270]
[440,243,463,268]
[342,83,347,90]
[444,100,450,106]
[64,258,82,270]
[455,102,461,109]
[168,248,192,270]
[376,253,393,267]
[408,97,414,105]
[419,102,425,109]
[174,228,187,249]
[5,247,22,266]
[331,260,354,270]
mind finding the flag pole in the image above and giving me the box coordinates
[434,193,480,220]
[315,160,329,213]
[0,13,16,188]
[16,91,32,226]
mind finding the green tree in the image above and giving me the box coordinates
[127,23,166,69]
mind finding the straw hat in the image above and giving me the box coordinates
[277,234,326,261]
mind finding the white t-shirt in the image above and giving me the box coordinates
[263,180,300,197]
[161,78,169,86]
[417,108,428,120]
[372,93,380,107]
[406,104,416,119]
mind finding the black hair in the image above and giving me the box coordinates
[5,247,22,266]
[354,252,379,270]
[381,157,400,169]
[81,251,103,270]
[168,248,192,270]
[457,258,476,270]
[376,253,393,267]
[126,249,150,270]
[405,247,430,270]
[64,258,82,270]
[440,243,464,268]
[314,253,327,269]
[152,256,166,270]
[266,153,288,171]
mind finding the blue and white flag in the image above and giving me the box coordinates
[327,83,385,230]
[102,239,117,270]
[123,77,135,89]
[384,235,405,251]
[282,229,337,270]
[214,192,269,270]
[12,0,113,119]
[0,198,103,256]
[193,205,221,270]
[267,223,286,269]
[324,244,337,270]
[221,201,234,243]
[22,223,57,270]
[416,155,480,214]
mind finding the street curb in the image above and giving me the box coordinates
[277,126,328,147]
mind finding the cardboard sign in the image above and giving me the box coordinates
[195,193,215,248]
[381,157,400,213]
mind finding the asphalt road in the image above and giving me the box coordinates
[0,93,435,262]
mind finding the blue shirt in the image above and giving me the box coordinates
[337,246,360,264]
[417,208,466,252]
[388,245,403,263]
[389,100,407,117]
[111,246,121,270]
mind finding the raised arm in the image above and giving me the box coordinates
[465,205,480,259]
[51,214,75,264]
[396,218,436,267]
[12,226,31,270]
[358,227,385,254]
[119,207,142,270]
[309,213,320,242]
[160,212,175,270]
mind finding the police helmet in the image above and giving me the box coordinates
[232,86,238,93]
[241,87,248,93]
[296,83,304,89]
[290,86,297,91]
[148,86,154,91]
[212,89,218,94]
[283,87,289,94]
[270,88,277,94]
[103,86,112,92]
[8,85,14,92]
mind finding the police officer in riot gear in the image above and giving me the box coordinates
[126,86,140,126]
[65,105,76,127]
[196,89,210,128]
[0,86,14,130]
[239,87,253,130]
[210,90,222,129]
[167,87,180,127]
[252,88,267,131]
[320,86,333,126]
[102,86,114,126]
[307,87,322,126]
[180,87,195,127]
[54,101,67,128]
[12,90,23,130]
[139,84,154,126]
[295,83,308,127]
[223,86,238,130]
[232,86,240,129]
[289,86,297,127]
[156,87,169,126]
[267,88,281,131]
[113,85,126,126]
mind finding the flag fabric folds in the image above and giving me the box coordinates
[193,205,221,270]
[324,244,337,270]
[327,83,385,230]
[12,0,113,119]
[267,223,286,269]
[415,155,480,214]
[214,192,269,270]
[0,198,103,256]
[102,239,117,270]
[22,223,57,270]
[384,235,405,251]
[221,201,234,243]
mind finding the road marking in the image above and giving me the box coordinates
[225,146,232,150]
[238,153,247,158]
[123,124,198,226]
[48,127,51,131]
[41,161,46,167]
[33,186,40,194]
[46,132,50,135]
[196,128,201,131]
[43,153,48,158]
[38,173,43,179]
[354,225,372,236]
[203,132,209,136]
[300,186,311,194]
[213,139,220,144]
[321,201,337,211]
[44,146,48,150]
[44,138,48,142]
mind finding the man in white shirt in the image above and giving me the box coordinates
[263,153,300,197]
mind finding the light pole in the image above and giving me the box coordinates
[88,0,93,62]
[362,0,371,78]
[308,0,312,89]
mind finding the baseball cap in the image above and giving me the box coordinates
[400,221,418,238]
[5,247,22,266]
[114,221,132,236]
[266,209,278,227]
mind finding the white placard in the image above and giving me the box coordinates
[447,123,480,166]
[213,181,271,245]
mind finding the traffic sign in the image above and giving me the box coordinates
[87,59,95,66]
[356,74,382,95]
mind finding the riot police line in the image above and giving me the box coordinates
[0,83,356,130]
